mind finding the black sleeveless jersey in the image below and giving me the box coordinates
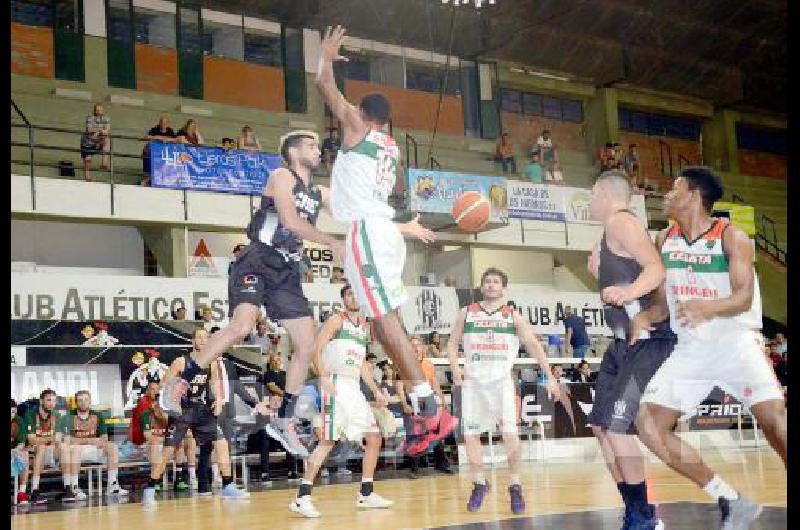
[184,354,213,407]
[246,169,321,262]
[598,210,669,340]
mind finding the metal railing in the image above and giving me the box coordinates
[404,132,419,169]
[756,214,787,266]
[429,156,442,170]
[658,139,673,177]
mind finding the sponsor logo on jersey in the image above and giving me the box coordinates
[243,274,258,285]
[667,251,713,264]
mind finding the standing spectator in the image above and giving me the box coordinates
[563,306,590,358]
[60,390,128,498]
[11,399,31,505]
[622,143,642,189]
[570,360,595,383]
[330,266,346,284]
[599,141,618,171]
[21,389,71,504]
[494,133,517,173]
[522,151,544,184]
[245,319,278,354]
[536,129,560,171]
[774,333,787,355]
[260,353,300,479]
[141,116,176,186]
[321,128,342,167]
[237,125,262,152]
[546,333,563,357]
[80,104,111,181]
[443,275,458,288]
[176,119,204,146]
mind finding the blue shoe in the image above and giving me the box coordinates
[142,487,156,506]
[467,482,490,512]
[621,504,633,530]
[220,483,250,499]
[628,506,664,530]
[509,484,525,514]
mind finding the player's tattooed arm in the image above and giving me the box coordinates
[446,308,467,384]
[315,25,364,143]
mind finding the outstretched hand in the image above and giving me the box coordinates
[402,214,437,244]
[321,25,349,64]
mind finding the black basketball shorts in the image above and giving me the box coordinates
[164,406,223,448]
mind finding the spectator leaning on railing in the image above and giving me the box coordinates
[238,125,262,152]
[176,119,204,146]
[80,104,111,181]
[141,116,177,186]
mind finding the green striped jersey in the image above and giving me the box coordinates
[323,312,370,379]
[462,303,519,381]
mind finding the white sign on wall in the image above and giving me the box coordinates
[505,285,611,336]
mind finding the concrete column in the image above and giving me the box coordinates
[83,36,108,92]
[701,109,739,173]
[583,87,619,156]
[138,226,188,277]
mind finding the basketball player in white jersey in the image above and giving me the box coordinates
[634,167,786,529]
[290,284,393,518]
[446,267,560,514]
[160,131,345,456]
[316,25,457,453]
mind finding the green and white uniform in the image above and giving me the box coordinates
[642,218,782,412]
[460,303,520,435]
[331,127,407,318]
[318,312,379,441]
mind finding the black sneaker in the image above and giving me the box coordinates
[287,471,299,481]
[29,489,48,505]
[58,487,77,503]
[197,483,212,497]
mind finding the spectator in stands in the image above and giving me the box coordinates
[363,352,382,387]
[551,364,570,384]
[259,353,300,479]
[536,129,560,170]
[228,243,247,275]
[330,266,346,284]
[523,151,544,184]
[443,275,458,288]
[494,132,517,173]
[12,398,31,505]
[380,364,404,416]
[80,104,111,181]
[245,319,278,353]
[622,143,642,189]
[563,306,590,358]
[61,390,128,499]
[427,331,444,358]
[173,306,187,320]
[176,119,204,146]
[200,306,215,331]
[22,389,71,504]
[140,116,177,186]
[599,141,618,171]
[570,360,595,383]
[546,333,563,357]
[237,125,262,152]
[221,137,236,151]
[321,128,342,167]
[775,333,787,355]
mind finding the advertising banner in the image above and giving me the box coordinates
[505,285,611,336]
[562,186,647,225]
[407,169,508,222]
[507,182,566,221]
[150,141,282,195]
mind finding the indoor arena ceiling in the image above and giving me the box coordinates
[201,0,786,114]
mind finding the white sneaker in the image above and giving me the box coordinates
[73,488,88,501]
[336,467,353,477]
[320,468,330,478]
[106,482,130,497]
[290,495,321,518]
[356,492,394,509]
[189,479,198,490]
[212,478,223,489]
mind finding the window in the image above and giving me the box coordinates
[11,0,53,27]
[522,93,542,115]
[54,0,81,33]
[561,99,583,123]
[134,6,175,48]
[405,63,461,95]
[107,0,133,41]
[343,58,370,81]
[542,96,561,119]
[619,107,701,141]
[244,27,281,66]
[736,124,787,156]
[500,89,522,112]
[203,20,243,60]
[178,6,202,55]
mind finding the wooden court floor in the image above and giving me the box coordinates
[12,446,786,530]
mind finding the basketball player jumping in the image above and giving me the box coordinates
[290,284,393,518]
[635,167,786,529]
[446,267,560,515]
[586,170,675,530]
[161,130,344,456]
[315,25,457,452]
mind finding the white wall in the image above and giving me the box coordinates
[427,247,472,288]
[11,220,144,273]
[470,248,555,286]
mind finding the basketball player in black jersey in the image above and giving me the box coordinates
[143,328,249,504]
[586,171,676,530]
[161,130,344,456]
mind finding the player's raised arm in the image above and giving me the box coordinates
[315,26,364,138]
[512,311,560,401]
[446,308,467,384]
[159,356,185,391]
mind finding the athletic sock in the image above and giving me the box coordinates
[360,478,374,496]
[32,476,40,490]
[473,472,487,486]
[181,357,203,384]
[222,476,233,487]
[278,393,296,418]
[509,474,521,487]
[71,474,79,488]
[409,383,433,414]
[63,474,71,488]
[626,481,648,515]
[108,469,118,484]
[212,463,221,483]
[703,475,738,502]
[188,466,197,483]
[298,480,313,497]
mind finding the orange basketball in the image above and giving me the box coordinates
[451,191,491,232]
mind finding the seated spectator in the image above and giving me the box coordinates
[427,331,444,357]
[171,307,186,320]
[220,137,236,150]
[200,306,215,331]
[176,119,204,146]
[536,129,560,170]
[379,364,404,416]
[321,128,342,166]
[60,390,128,498]
[621,143,642,189]
[11,398,31,505]
[21,389,71,504]
[570,360,595,383]
[551,364,570,384]
[330,266,346,284]
[774,332,787,355]
[245,319,278,353]
[494,132,517,173]
[141,116,176,186]
[599,141,618,171]
[80,104,111,181]
[522,151,544,184]
[237,125,262,152]
[443,275,458,287]
[543,162,565,185]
